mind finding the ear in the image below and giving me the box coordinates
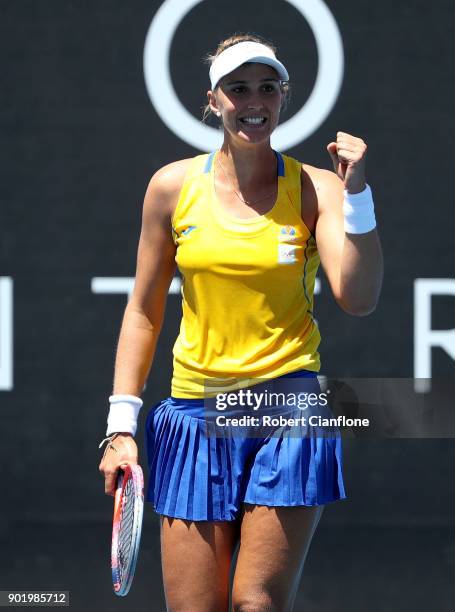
[207,90,221,117]
[279,82,289,111]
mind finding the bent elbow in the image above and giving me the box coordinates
[338,297,379,317]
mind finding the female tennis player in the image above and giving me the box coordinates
[99,33,383,611]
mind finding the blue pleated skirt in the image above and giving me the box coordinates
[145,371,347,521]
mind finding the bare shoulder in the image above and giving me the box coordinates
[301,163,343,196]
[143,158,193,219]
[301,163,344,214]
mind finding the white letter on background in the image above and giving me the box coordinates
[414,279,455,392]
[91,277,182,299]
[0,277,13,391]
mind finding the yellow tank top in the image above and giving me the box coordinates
[170,151,321,398]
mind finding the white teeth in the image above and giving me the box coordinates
[242,117,265,124]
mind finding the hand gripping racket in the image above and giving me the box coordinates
[111,463,144,596]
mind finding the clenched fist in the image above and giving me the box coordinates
[327,132,367,194]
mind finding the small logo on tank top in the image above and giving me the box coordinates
[279,225,297,242]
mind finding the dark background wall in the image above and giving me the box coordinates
[1,1,454,610]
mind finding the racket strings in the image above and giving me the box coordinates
[111,465,144,596]
[118,478,136,581]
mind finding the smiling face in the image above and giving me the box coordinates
[207,62,284,146]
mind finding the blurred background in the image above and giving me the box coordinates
[1,0,455,610]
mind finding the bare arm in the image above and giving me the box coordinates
[99,160,187,495]
[99,160,188,495]
[313,132,383,316]
[113,161,189,394]
[315,170,383,315]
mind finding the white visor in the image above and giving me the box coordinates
[209,41,289,90]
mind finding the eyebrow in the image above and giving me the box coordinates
[226,78,280,85]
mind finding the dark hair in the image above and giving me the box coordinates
[201,32,290,122]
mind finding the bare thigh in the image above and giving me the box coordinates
[231,504,324,612]
[160,515,240,612]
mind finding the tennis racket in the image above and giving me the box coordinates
[111,463,144,596]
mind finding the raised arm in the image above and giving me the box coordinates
[313,132,383,316]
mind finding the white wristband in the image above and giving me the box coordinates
[106,394,143,436]
[342,184,377,234]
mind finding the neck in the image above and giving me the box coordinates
[218,140,277,190]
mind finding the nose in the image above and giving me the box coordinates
[247,95,264,110]
[246,88,268,111]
